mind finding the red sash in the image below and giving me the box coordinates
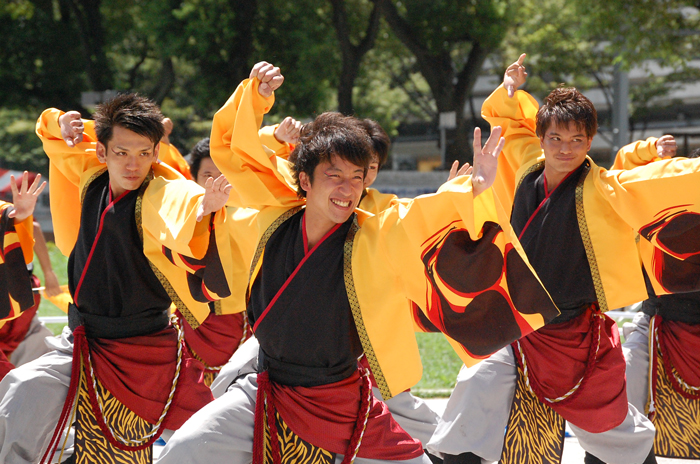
[652,316,700,401]
[514,306,628,432]
[255,369,423,462]
[180,310,246,370]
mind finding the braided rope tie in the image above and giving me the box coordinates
[648,316,658,415]
[345,368,373,464]
[519,313,603,404]
[85,314,184,446]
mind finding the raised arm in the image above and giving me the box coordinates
[482,54,544,209]
[258,116,301,160]
[610,135,675,170]
[210,62,301,210]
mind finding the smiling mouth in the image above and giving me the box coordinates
[331,199,351,208]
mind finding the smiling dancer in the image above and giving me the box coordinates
[157,61,560,464]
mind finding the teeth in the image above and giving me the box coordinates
[331,199,350,207]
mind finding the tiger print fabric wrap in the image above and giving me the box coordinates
[651,339,700,458]
[264,411,335,464]
[75,370,152,464]
[500,360,565,464]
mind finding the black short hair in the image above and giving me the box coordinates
[94,93,165,147]
[188,138,211,180]
[536,87,598,139]
[288,112,373,198]
[362,119,390,168]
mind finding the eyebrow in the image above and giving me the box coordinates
[113,145,154,151]
[548,132,586,137]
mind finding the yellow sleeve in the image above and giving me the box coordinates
[211,78,302,211]
[0,202,34,264]
[158,143,192,180]
[258,124,295,159]
[358,188,404,214]
[36,108,104,255]
[481,85,544,209]
[140,167,235,323]
[353,178,559,369]
[610,137,659,170]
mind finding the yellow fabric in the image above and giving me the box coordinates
[211,78,555,397]
[42,285,73,314]
[258,124,295,159]
[8,210,34,265]
[36,109,234,327]
[482,85,700,309]
[610,138,659,170]
[158,143,192,180]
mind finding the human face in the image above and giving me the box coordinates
[364,155,379,188]
[195,157,222,188]
[96,125,159,198]
[540,122,592,188]
[299,155,365,235]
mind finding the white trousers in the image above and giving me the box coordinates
[427,346,655,464]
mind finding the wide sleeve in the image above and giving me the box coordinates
[596,158,700,294]
[481,85,544,209]
[36,108,104,255]
[258,124,295,159]
[0,203,36,321]
[353,179,559,368]
[210,78,302,211]
[158,143,192,180]
[610,137,659,170]
[140,173,235,316]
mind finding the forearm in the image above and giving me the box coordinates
[210,78,300,210]
[32,222,53,274]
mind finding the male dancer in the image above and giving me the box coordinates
[0,93,235,463]
[614,141,700,461]
[428,54,700,464]
[209,115,442,449]
[157,62,560,464]
[0,171,46,377]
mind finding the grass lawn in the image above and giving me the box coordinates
[36,244,465,392]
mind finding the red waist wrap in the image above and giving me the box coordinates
[253,369,423,464]
[0,275,41,357]
[654,316,700,399]
[513,306,628,433]
[180,310,246,370]
[88,325,214,428]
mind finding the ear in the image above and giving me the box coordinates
[299,171,312,193]
[154,143,161,162]
[539,136,545,150]
[586,137,593,152]
[96,142,107,163]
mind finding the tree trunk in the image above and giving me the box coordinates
[330,0,381,115]
[67,0,113,91]
[373,0,493,167]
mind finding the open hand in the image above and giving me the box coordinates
[58,111,84,147]
[471,127,505,197]
[504,54,527,98]
[656,135,676,159]
[9,171,47,222]
[250,62,284,98]
[447,160,473,182]
[196,174,232,222]
[274,117,302,145]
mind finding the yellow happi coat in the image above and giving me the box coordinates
[483,85,700,310]
[36,109,235,328]
[0,202,35,324]
[210,77,560,399]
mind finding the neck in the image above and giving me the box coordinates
[303,210,338,250]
